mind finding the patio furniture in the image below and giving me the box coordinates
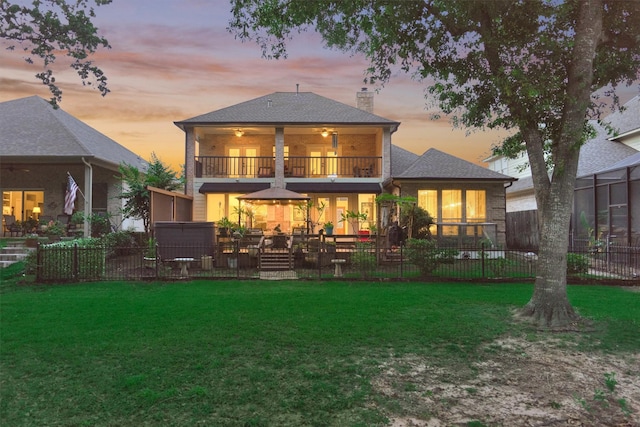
[258,167,273,177]
[331,259,346,278]
[174,257,194,278]
[2,215,22,237]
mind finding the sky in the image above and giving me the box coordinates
[0,0,637,171]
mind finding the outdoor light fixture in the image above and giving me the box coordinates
[234,129,244,137]
[321,129,329,137]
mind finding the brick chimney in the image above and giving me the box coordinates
[356,87,373,113]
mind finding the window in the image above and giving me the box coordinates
[417,189,486,236]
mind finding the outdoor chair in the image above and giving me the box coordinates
[3,214,22,237]
[258,167,273,177]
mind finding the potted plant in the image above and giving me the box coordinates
[217,217,234,237]
[24,233,40,248]
[340,210,367,234]
[143,237,157,268]
[69,211,85,236]
[45,220,65,241]
[323,221,334,236]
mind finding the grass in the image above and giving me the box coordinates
[1,275,638,426]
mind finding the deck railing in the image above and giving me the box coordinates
[195,156,382,178]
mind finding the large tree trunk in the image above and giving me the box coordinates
[518,0,603,329]
[519,171,579,329]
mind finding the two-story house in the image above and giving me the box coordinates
[176,87,517,251]
[175,88,399,235]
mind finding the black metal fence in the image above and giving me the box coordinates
[32,239,640,285]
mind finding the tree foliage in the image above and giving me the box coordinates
[400,204,433,240]
[229,0,640,328]
[0,0,112,106]
[119,153,182,235]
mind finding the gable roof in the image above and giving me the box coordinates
[576,120,638,177]
[174,92,400,129]
[395,148,516,181]
[0,96,147,171]
[391,144,420,176]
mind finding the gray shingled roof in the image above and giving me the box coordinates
[0,96,147,170]
[396,148,516,181]
[508,103,640,193]
[590,150,640,175]
[174,92,400,128]
[605,95,640,137]
[391,144,420,176]
[576,120,638,177]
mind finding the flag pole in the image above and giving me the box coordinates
[67,171,86,200]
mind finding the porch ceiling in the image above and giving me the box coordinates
[195,125,381,139]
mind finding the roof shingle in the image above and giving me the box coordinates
[0,96,147,170]
[174,92,400,128]
[396,148,516,181]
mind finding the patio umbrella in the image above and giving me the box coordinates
[237,187,310,231]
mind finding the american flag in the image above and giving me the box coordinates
[64,174,79,215]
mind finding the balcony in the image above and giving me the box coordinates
[195,156,382,179]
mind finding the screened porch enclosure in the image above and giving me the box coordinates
[573,158,640,248]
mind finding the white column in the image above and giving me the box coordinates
[274,127,285,188]
[82,159,93,237]
[185,128,196,197]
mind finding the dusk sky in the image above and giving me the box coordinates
[1,0,636,171]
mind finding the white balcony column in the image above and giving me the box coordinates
[82,159,93,237]
[274,127,285,188]
[185,127,196,196]
[382,127,392,180]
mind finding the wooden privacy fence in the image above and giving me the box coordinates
[506,210,539,250]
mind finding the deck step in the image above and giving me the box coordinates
[0,239,35,268]
[259,250,292,270]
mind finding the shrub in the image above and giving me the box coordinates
[87,213,112,237]
[38,239,106,281]
[567,252,589,275]
[404,238,459,277]
[400,205,434,239]
[486,256,512,277]
[100,231,136,257]
[350,242,376,278]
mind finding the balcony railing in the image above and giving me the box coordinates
[195,156,382,179]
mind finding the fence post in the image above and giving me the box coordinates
[400,244,404,278]
[73,243,79,280]
[481,242,485,279]
[235,239,240,279]
[154,242,159,279]
[36,242,41,282]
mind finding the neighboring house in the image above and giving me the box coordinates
[485,95,640,248]
[175,88,399,234]
[0,96,148,235]
[486,96,640,213]
[391,147,516,247]
[175,89,514,247]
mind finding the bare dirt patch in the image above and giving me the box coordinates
[372,337,640,426]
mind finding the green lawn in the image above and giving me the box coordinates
[1,278,638,426]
